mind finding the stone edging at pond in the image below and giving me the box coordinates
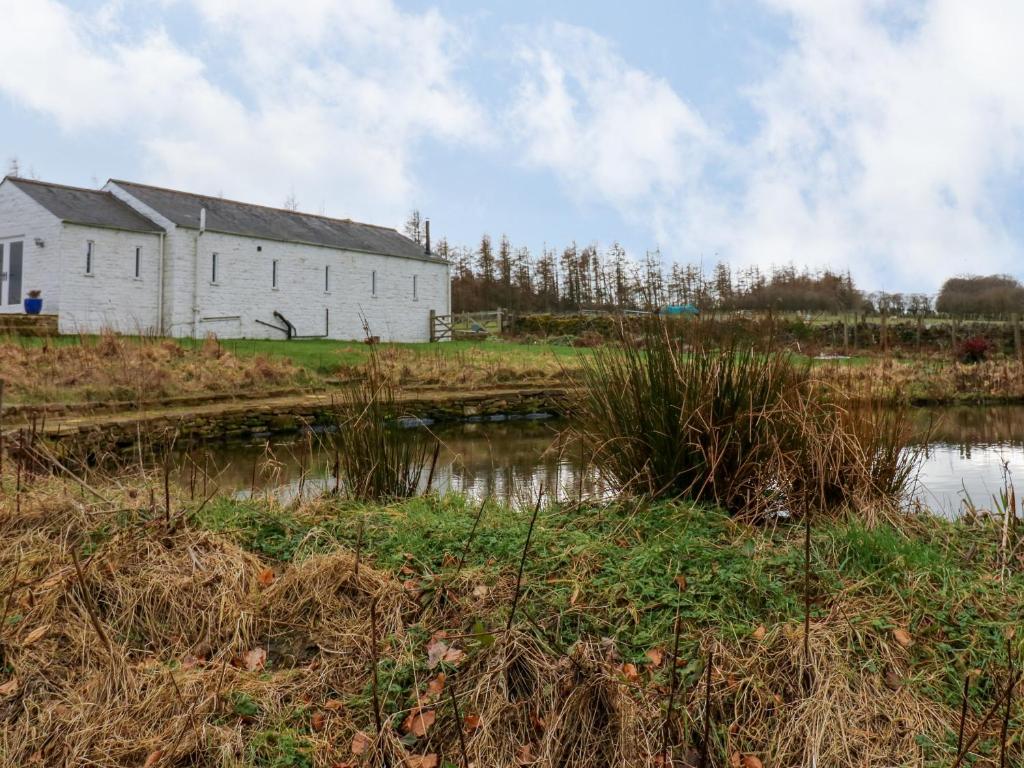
[27,387,571,455]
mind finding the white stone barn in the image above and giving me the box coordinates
[0,176,450,341]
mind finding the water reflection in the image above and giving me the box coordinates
[174,406,1024,517]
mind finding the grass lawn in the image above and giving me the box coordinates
[180,337,588,376]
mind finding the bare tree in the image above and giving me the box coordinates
[404,209,423,244]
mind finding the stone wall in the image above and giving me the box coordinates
[44,388,570,456]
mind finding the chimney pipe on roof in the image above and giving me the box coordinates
[424,219,431,256]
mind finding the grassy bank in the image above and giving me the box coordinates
[2,468,1021,766]
[7,329,1024,412]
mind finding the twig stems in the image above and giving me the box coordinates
[448,684,470,768]
[698,648,714,768]
[70,546,113,656]
[506,486,543,635]
[369,596,383,735]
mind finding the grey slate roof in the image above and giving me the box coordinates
[5,177,162,233]
[110,180,443,263]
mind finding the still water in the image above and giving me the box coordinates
[177,407,1024,517]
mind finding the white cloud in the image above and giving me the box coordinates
[509,24,717,217]
[0,0,485,224]
[510,4,1024,290]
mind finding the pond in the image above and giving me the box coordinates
[175,406,1024,516]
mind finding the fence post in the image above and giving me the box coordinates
[495,307,503,337]
[429,309,436,343]
[1014,313,1022,362]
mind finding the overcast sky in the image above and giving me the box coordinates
[2,0,1023,292]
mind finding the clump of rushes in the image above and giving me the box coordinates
[571,319,920,517]
[334,342,433,501]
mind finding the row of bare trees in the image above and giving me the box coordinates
[405,212,1024,318]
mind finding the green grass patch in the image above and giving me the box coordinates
[192,493,1022,713]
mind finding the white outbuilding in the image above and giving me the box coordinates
[0,176,450,341]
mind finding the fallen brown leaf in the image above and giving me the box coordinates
[142,749,163,768]
[241,647,267,672]
[22,624,49,646]
[426,633,449,669]
[464,713,482,730]
[426,672,446,699]
[517,743,535,765]
[351,731,371,755]
[620,662,640,682]
[675,574,688,592]
[645,648,664,667]
[0,677,19,696]
[310,710,326,732]
[442,646,465,665]
[406,755,439,768]
[892,628,913,648]
[752,624,767,641]
[741,756,764,768]
[257,568,275,587]
[402,707,436,738]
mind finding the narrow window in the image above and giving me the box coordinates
[272,259,279,289]
[211,252,218,284]
[134,246,142,279]
[324,265,330,292]
[412,274,418,300]
[371,270,377,297]
[85,241,94,275]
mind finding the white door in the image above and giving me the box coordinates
[0,241,23,307]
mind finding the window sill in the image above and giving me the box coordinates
[272,287,279,292]
[133,277,143,282]
[209,281,219,287]
[83,273,95,278]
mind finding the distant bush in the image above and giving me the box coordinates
[957,336,993,364]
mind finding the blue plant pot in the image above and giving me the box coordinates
[23,297,43,315]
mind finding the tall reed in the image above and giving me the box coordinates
[571,320,920,517]
[334,345,432,501]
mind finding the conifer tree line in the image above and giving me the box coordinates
[405,212,1024,318]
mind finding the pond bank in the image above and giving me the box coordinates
[5,384,570,453]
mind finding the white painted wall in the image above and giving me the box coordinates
[56,224,163,335]
[2,178,451,341]
[105,182,177,334]
[182,229,449,342]
[0,180,63,315]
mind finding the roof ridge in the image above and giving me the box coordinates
[5,176,110,195]
[109,178,405,235]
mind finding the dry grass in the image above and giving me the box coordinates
[819,356,1024,403]
[0,467,1018,767]
[0,331,305,405]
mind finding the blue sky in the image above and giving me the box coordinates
[2,0,1023,293]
